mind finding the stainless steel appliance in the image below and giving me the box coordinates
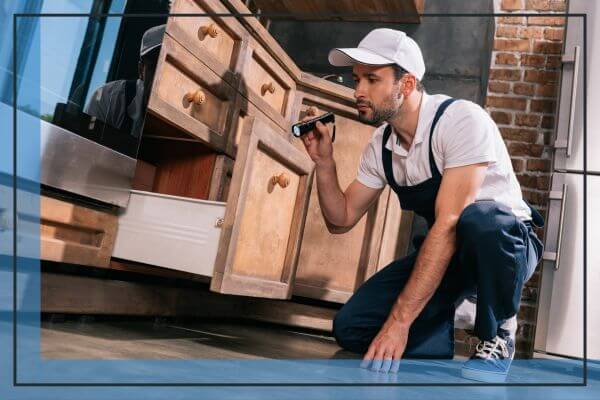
[534,0,600,360]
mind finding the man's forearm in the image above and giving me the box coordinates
[390,222,457,325]
[315,159,347,226]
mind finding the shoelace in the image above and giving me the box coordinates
[474,336,509,360]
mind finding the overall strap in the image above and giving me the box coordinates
[381,124,401,192]
[428,98,457,179]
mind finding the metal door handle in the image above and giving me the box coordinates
[542,184,568,270]
[555,45,580,157]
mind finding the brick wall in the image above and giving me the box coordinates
[455,0,566,358]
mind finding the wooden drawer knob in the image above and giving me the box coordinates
[261,82,276,96]
[185,89,206,105]
[271,173,290,188]
[199,23,219,40]
[306,106,319,117]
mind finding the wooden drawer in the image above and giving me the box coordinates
[38,195,118,268]
[166,0,246,84]
[238,38,296,130]
[112,190,226,277]
[148,35,237,154]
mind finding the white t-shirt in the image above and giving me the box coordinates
[356,92,532,221]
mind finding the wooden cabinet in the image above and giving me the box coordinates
[41,0,412,316]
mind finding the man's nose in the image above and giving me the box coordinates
[354,81,367,100]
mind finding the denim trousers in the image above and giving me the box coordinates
[332,201,544,358]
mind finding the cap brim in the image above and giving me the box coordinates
[328,47,394,67]
[140,43,161,57]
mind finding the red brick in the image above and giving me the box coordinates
[533,40,563,54]
[536,83,558,97]
[489,81,511,93]
[517,174,550,190]
[521,53,546,67]
[523,190,549,207]
[514,82,535,96]
[512,158,525,172]
[524,70,559,83]
[494,39,530,52]
[497,25,519,38]
[519,26,543,39]
[526,159,551,172]
[537,175,551,190]
[528,16,566,26]
[541,115,555,129]
[530,99,556,113]
[491,68,522,81]
[486,96,527,110]
[546,55,562,68]
[518,174,538,189]
[496,53,519,65]
[491,111,512,125]
[501,127,539,143]
[515,113,541,127]
[502,0,524,10]
[544,27,565,41]
[499,16,526,25]
[509,142,544,157]
[526,0,566,11]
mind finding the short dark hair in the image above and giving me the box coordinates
[392,64,424,92]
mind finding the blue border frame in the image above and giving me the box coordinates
[2,9,598,399]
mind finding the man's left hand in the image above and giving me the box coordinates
[360,316,410,373]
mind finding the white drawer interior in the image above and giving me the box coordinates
[113,190,225,277]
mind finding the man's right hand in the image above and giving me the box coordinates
[299,117,334,166]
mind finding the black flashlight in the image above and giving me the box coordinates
[291,112,336,143]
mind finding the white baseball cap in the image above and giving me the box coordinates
[328,28,426,81]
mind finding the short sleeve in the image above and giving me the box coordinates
[436,101,498,169]
[356,136,386,189]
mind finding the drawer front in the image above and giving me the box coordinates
[148,35,236,153]
[238,39,296,129]
[37,195,118,268]
[167,0,246,83]
[112,190,225,276]
[210,117,314,299]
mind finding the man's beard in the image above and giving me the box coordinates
[357,93,400,126]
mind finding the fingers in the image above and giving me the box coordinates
[361,344,376,369]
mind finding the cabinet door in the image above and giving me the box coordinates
[210,117,314,299]
[535,173,584,358]
[289,93,391,303]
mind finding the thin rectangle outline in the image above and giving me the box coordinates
[11,11,588,387]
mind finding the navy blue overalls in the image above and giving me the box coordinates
[332,98,545,358]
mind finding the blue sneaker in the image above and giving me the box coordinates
[461,335,515,383]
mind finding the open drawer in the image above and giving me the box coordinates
[113,117,314,299]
